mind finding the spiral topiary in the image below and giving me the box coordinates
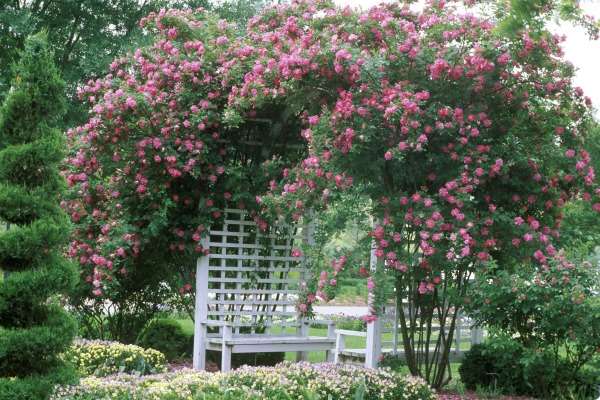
[0,32,77,400]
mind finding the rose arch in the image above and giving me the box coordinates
[66,0,599,388]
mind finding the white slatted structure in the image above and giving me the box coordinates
[193,209,335,372]
[334,305,485,366]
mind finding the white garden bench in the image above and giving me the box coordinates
[192,209,336,372]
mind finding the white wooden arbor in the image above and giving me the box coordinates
[192,209,336,372]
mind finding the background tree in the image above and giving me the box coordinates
[0,0,264,126]
[0,33,77,400]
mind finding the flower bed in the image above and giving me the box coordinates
[52,362,435,400]
[66,339,167,377]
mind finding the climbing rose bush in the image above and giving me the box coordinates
[66,0,599,387]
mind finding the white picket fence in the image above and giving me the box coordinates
[334,305,485,366]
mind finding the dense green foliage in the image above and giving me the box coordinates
[459,336,600,399]
[136,318,191,361]
[465,256,600,398]
[0,33,77,400]
[0,0,266,126]
[51,363,436,400]
[459,337,525,394]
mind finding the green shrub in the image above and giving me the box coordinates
[51,362,436,400]
[137,318,191,361]
[460,336,600,399]
[459,336,525,394]
[521,350,600,399]
[66,339,167,377]
[379,353,407,371]
[0,33,77,400]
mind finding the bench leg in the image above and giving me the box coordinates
[296,350,308,362]
[221,325,232,372]
[193,324,207,370]
[296,320,309,362]
[325,323,336,362]
[221,345,232,372]
[334,333,345,364]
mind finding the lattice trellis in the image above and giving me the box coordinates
[193,209,336,371]
[201,208,308,335]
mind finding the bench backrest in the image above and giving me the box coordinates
[196,209,309,335]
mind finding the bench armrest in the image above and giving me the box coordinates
[334,329,367,337]
[201,320,232,327]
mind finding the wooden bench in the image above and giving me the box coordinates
[192,209,335,372]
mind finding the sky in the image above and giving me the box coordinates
[331,0,600,117]
[559,2,600,112]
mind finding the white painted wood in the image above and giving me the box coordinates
[454,314,462,356]
[192,209,335,371]
[207,339,335,354]
[207,266,302,272]
[365,230,382,369]
[392,296,400,354]
[221,324,232,372]
[365,317,381,368]
[296,319,309,362]
[208,288,299,295]
[335,329,367,337]
[208,299,294,306]
[334,332,345,364]
[325,322,336,362]
[207,277,298,284]
[193,237,210,370]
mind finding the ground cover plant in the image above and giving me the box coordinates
[66,339,167,377]
[51,362,436,400]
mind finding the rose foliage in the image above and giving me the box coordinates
[66,0,600,387]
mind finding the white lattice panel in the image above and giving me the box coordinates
[202,209,308,334]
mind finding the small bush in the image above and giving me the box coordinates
[459,337,525,394]
[66,339,166,377]
[460,337,600,399]
[136,318,191,361]
[51,362,436,400]
[379,353,407,371]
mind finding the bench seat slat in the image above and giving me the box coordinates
[209,336,335,345]
[209,289,299,295]
[208,253,302,262]
[207,310,296,317]
[207,277,298,284]
[208,300,294,306]
[207,266,305,273]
